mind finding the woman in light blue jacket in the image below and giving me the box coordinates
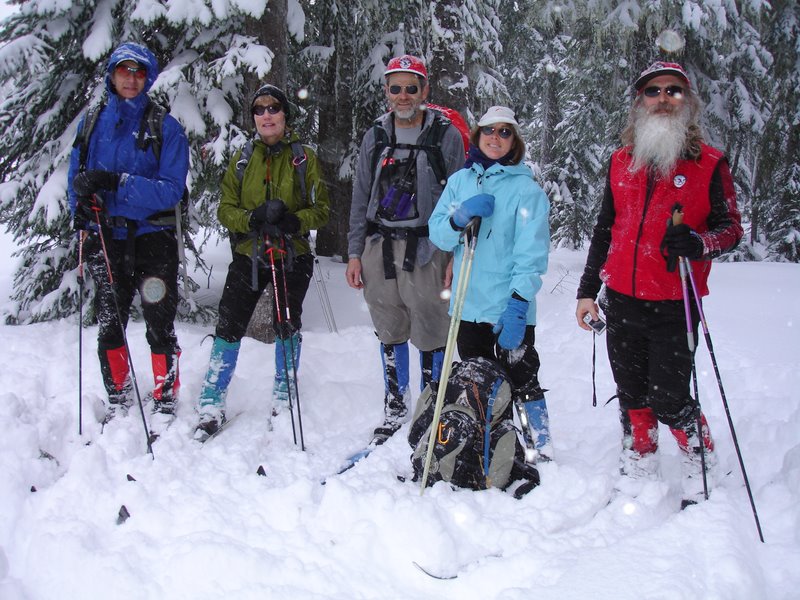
[428,106,552,460]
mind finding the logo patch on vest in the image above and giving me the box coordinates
[673,174,687,188]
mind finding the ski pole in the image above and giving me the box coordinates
[678,256,710,500]
[92,204,153,457]
[277,241,306,450]
[174,203,190,300]
[313,255,337,333]
[683,253,765,543]
[420,217,481,495]
[266,241,304,450]
[77,231,86,436]
[671,206,709,501]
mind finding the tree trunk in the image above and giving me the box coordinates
[241,0,288,343]
[315,7,354,260]
[428,2,469,115]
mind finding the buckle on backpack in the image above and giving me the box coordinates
[292,153,307,167]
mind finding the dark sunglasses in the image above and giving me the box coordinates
[252,104,283,116]
[114,64,146,81]
[480,125,514,139]
[388,84,420,95]
[643,85,684,98]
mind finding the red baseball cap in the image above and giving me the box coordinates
[384,55,428,79]
[634,61,691,91]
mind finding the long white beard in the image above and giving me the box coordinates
[631,107,690,178]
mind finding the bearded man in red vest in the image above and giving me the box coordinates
[575,61,743,507]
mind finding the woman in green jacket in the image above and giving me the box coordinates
[195,85,329,440]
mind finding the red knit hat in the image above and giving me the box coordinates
[634,61,691,91]
[384,55,428,79]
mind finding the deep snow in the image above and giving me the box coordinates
[0,230,798,599]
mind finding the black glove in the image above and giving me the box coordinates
[662,223,704,261]
[249,199,288,230]
[73,195,104,229]
[72,170,121,196]
[276,213,301,235]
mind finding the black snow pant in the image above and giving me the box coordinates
[85,229,180,356]
[456,321,543,398]
[601,287,701,429]
[215,251,314,343]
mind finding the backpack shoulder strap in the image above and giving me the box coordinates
[235,140,256,185]
[422,111,451,184]
[137,100,167,162]
[73,103,105,171]
[369,121,391,178]
[290,141,308,205]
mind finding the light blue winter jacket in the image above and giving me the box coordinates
[67,42,190,239]
[428,161,550,325]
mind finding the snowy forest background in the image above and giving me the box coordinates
[0,0,798,325]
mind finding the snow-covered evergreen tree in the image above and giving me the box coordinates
[0,0,282,323]
[0,0,797,323]
[754,0,800,261]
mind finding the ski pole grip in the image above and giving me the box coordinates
[464,217,482,243]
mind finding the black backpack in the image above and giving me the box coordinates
[408,357,539,494]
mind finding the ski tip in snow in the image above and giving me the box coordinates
[412,561,457,580]
[116,505,131,525]
[321,446,376,485]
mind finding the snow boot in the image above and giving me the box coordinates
[99,345,133,423]
[419,346,444,391]
[273,333,302,413]
[517,391,553,461]
[372,342,410,445]
[619,407,660,480]
[194,337,240,440]
[151,350,180,415]
[670,413,716,508]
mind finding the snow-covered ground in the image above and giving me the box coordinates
[0,229,798,599]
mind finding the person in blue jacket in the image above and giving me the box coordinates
[428,106,552,461]
[67,42,190,426]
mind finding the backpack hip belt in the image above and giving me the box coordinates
[366,221,429,280]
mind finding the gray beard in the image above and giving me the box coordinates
[631,107,690,178]
[394,107,419,121]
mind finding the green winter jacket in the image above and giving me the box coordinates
[219,132,330,258]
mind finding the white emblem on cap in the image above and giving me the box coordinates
[673,175,686,188]
[400,57,412,69]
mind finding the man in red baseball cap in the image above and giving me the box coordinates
[634,61,691,91]
[346,54,465,445]
[575,60,743,507]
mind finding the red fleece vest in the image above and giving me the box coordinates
[601,144,723,300]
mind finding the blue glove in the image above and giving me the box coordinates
[452,193,495,229]
[493,296,529,350]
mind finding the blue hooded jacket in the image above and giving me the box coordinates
[428,161,550,325]
[68,42,190,239]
